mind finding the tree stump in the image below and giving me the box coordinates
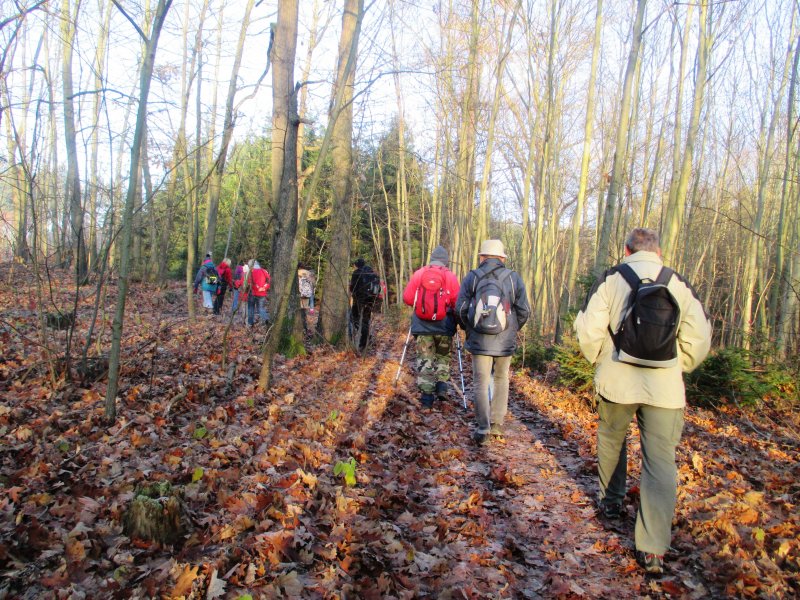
[45,310,75,330]
[77,355,109,384]
[123,481,186,545]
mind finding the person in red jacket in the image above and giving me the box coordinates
[247,260,271,327]
[213,258,233,316]
[402,246,461,407]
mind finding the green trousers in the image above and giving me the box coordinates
[597,397,684,555]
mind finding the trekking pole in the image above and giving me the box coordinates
[393,289,418,385]
[455,332,467,410]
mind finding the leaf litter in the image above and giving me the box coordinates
[0,272,798,598]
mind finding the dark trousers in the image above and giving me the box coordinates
[350,301,372,350]
[212,284,228,315]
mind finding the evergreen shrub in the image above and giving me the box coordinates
[686,347,798,407]
[515,334,554,372]
[552,337,595,393]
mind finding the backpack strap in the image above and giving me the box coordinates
[471,264,507,294]
[608,264,640,344]
[614,263,642,291]
[655,267,673,286]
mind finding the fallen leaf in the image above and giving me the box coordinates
[171,564,199,597]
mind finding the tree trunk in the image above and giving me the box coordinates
[453,0,481,274]
[741,28,794,349]
[595,0,646,275]
[203,0,254,258]
[317,0,364,346]
[474,7,516,265]
[87,0,112,272]
[61,0,88,283]
[258,0,301,389]
[771,34,800,351]
[558,0,602,341]
[661,0,709,266]
[105,0,172,423]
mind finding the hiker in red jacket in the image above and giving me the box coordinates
[247,260,271,327]
[402,246,461,407]
[213,258,233,316]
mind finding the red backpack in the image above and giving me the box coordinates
[251,268,270,296]
[414,266,449,321]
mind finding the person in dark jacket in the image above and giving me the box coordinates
[349,258,378,351]
[402,246,461,407]
[213,258,233,315]
[456,239,530,445]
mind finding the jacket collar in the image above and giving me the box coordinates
[622,250,662,265]
[478,257,505,270]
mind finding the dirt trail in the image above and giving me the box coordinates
[326,315,710,598]
[2,293,794,598]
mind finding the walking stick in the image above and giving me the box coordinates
[393,289,419,385]
[455,332,467,410]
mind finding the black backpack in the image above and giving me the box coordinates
[204,265,220,287]
[357,271,382,304]
[467,265,513,335]
[609,264,680,368]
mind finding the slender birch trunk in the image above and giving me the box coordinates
[595,0,646,274]
[105,0,172,423]
[557,0,603,342]
[61,0,88,283]
[661,0,709,265]
[203,0,255,258]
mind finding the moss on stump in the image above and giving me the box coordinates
[123,481,186,545]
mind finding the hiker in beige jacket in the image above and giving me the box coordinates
[574,227,711,575]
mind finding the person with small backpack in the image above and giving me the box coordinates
[574,227,711,575]
[193,252,219,313]
[349,258,381,352]
[402,246,461,408]
[456,239,530,445]
[247,260,271,327]
[213,258,233,316]
[297,266,316,313]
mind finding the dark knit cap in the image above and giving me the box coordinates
[353,258,366,268]
[429,246,449,267]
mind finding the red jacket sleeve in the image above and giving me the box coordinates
[402,269,423,306]
[446,270,461,306]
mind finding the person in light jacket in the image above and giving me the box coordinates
[574,227,711,575]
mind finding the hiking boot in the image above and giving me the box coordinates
[635,551,665,576]
[420,393,435,408]
[489,423,504,437]
[600,501,622,519]
[435,381,449,400]
[472,431,488,446]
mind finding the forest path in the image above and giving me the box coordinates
[2,288,794,598]
[329,314,707,598]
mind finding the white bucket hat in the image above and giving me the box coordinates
[478,239,506,258]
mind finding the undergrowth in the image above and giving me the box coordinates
[522,330,798,410]
[686,347,798,407]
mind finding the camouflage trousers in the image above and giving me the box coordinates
[415,335,452,393]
